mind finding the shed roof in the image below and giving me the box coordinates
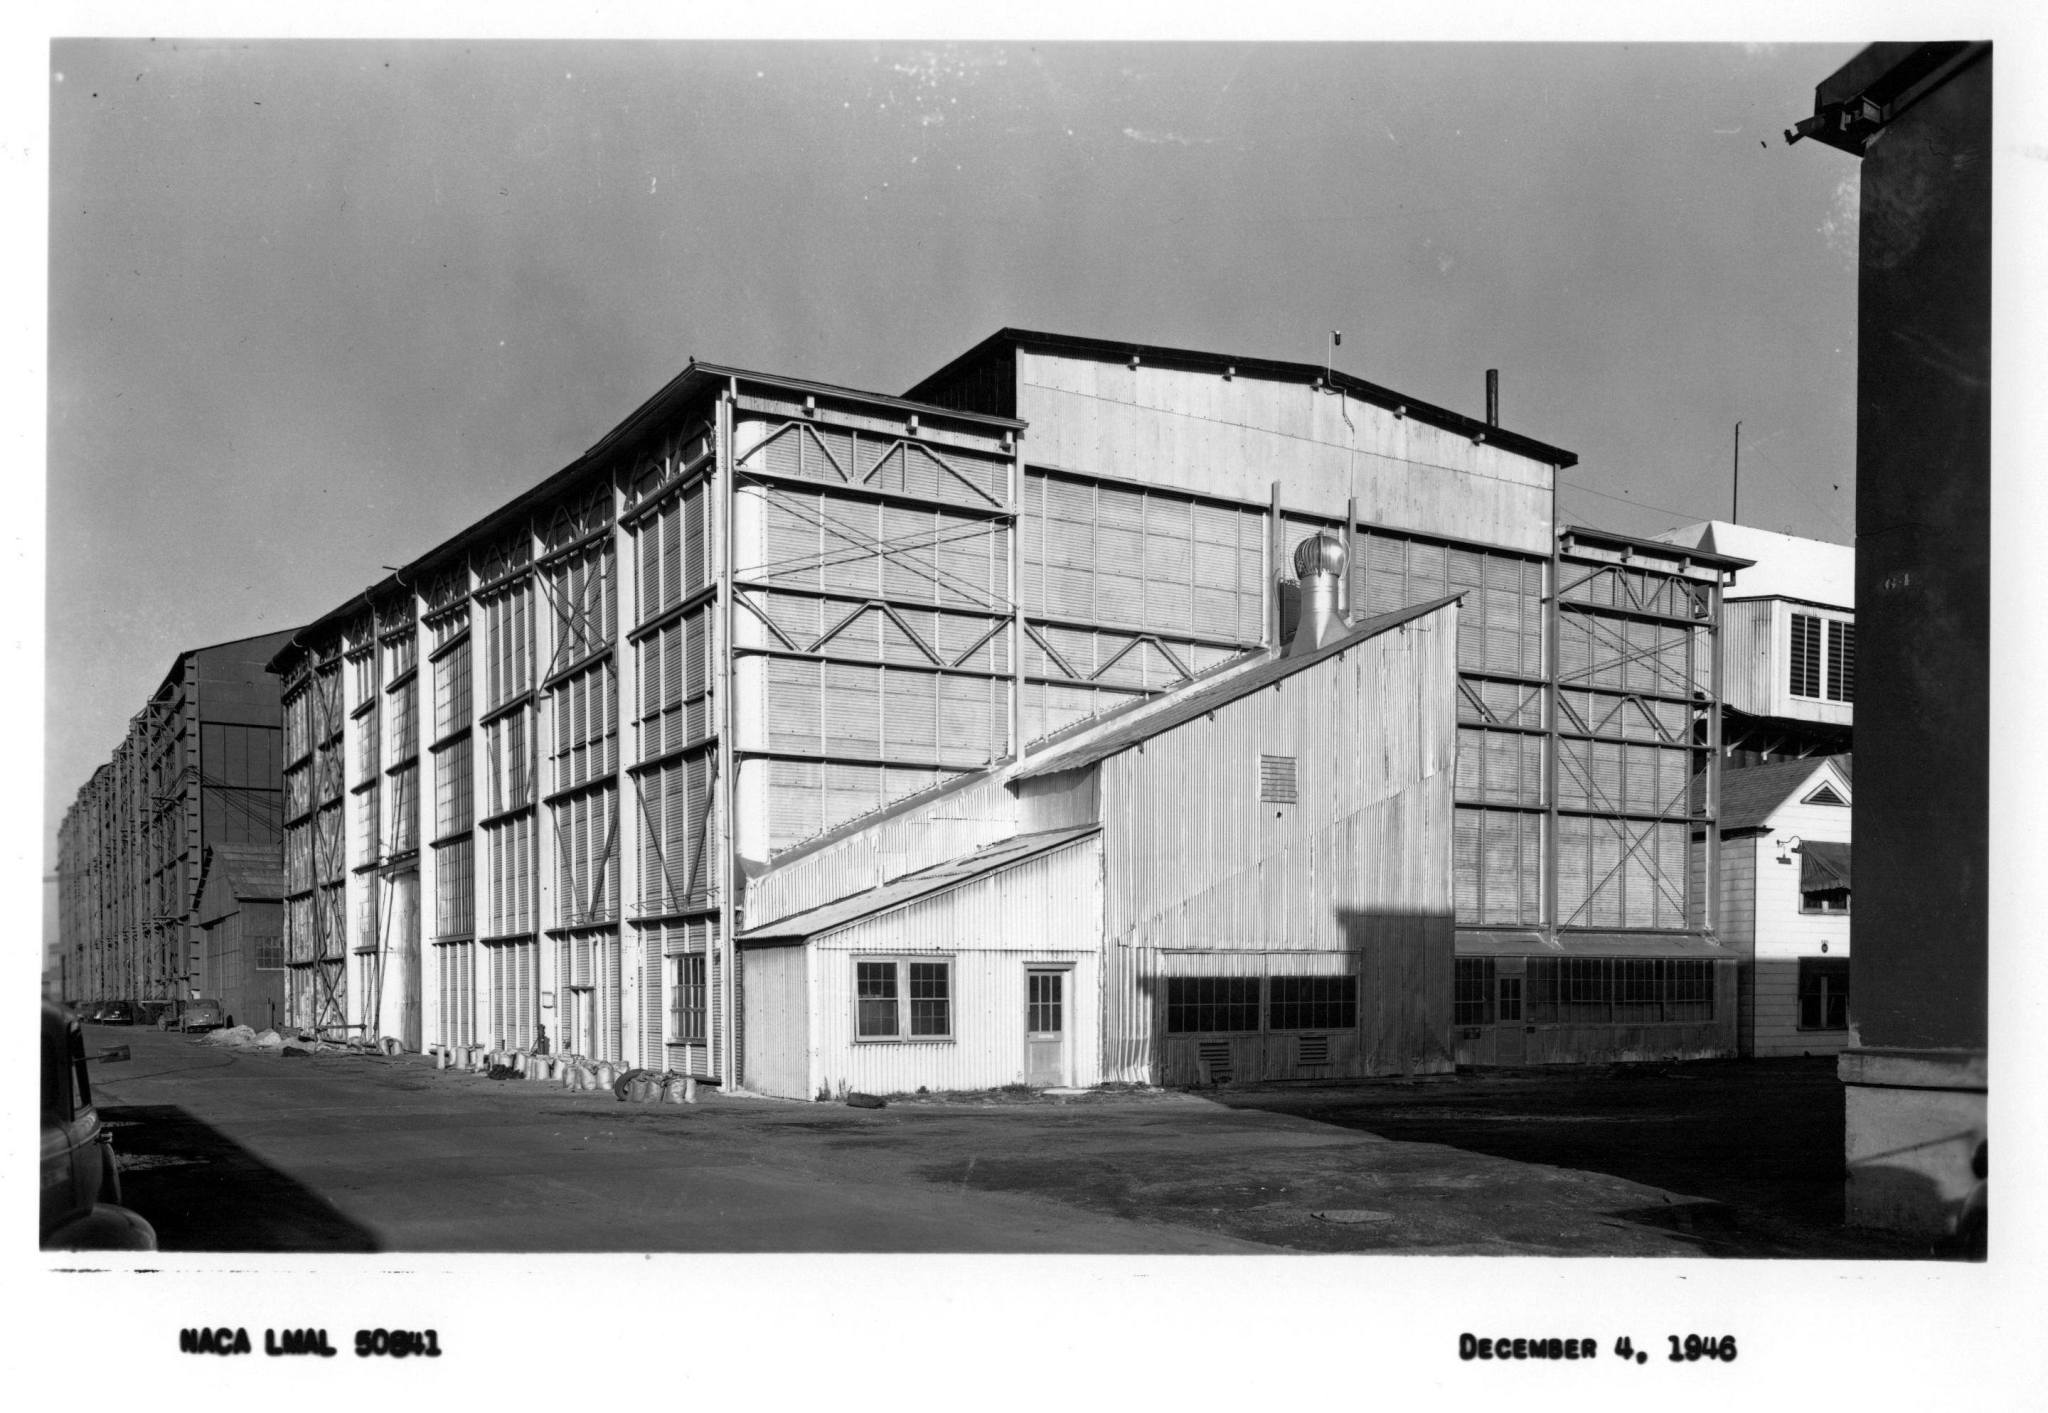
[1714,754,1853,833]
[1013,595,1460,780]
[738,826,1099,943]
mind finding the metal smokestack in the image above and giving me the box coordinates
[1286,532,1348,657]
[1486,369,1499,427]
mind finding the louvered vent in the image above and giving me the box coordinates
[1298,1034,1330,1066]
[1803,784,1847,807]
[1198,1040,1233,1084]
[1260,755,1298,804]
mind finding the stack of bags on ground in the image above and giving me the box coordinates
[426,1043,712,1104]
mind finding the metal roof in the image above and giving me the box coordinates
[905,327,1580,470]
[737,826,1100,943]
[269,360,1024,671]
[1013,594,1462,780]
[1559,523,1755,573]
[1802,840,1852,892]
[1713,754,1852,833]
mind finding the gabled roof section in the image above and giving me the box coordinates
[739,826,1099,943]
[1014,594,1461,780]
[906,327,1580,470]
[1716,754,1852,833]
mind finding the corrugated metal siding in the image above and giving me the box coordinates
[1098,603,1459,1080]
[807,839,1103,1096]
[1722,599,1772,717]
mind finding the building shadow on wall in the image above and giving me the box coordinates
[102,1104,380,1252]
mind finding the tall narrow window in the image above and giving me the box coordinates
[1789,613,1822,698]
[672,954,707,1043]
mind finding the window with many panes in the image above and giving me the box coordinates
[1798,958,1849,1030]
[1267,975,1357,1030]
[1453,957,1495,1026]
[1801,886,1850,915]
[1164,977,1261,1034]
[854,958,953,1040]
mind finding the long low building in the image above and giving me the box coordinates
[260,327,1751,1081]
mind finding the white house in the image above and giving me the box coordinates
[1715,754,1853,1056]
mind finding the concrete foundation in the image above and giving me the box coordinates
[1840,1047,1985,1241]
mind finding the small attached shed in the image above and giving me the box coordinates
[192,842,287,1031]
[1717,754,1854,1056]
[739,828,1105,1100]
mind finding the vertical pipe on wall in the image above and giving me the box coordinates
[724,378,749,1081]
[1544,523,1562,944]
[1266,481,1283,647]
[1009,432,1025,763]
[1707,572,1724,936]
[1345,496,1359,622]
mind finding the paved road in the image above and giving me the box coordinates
[88,1028,1921,1256]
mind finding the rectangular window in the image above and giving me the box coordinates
[1789,613,1822,698]
[1259,754,1298,804]
[1267,975,1358,1031]
[1497,976,1523,1022]
[1526,957,1715,1024]
[1798,958,1850,1030]
[434,742,474,841]
[672,954,707,1044]
[482,582,534,710]
[1801,886,1851,914]
[387,676,419,764]
[1827,621,1855,703]
[433,836,475,939]
[1164,976,1261,1034]
[856,960,898,1038]
[1454,958,1495,1026]
[854,958,954,1041]
[434,636,473,742]
[252,935,284,971]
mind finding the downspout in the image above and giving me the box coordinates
[716,378,739,1088]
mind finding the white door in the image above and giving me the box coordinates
[1025,969,1068,1087]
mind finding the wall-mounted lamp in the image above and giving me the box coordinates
[1776,835,1804,864]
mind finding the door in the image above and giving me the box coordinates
[1025,969,1068,1087]
[1494,973,1527,1064]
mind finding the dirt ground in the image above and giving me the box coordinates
[93,1030,1945,1257]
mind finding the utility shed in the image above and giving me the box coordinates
[738,580,1462,1096]
[1715,755,1854,1057]
[740,828,1104,1100]
[192,842,287,1032]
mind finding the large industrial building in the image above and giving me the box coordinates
[262,327,1749,1082]
[56,630,296,1012]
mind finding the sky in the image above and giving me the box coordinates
[42,38,1873,875]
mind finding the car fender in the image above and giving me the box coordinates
[43,1203,158,1252]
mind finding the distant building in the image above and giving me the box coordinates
[1789,41,1988,1242]
[192,842,288,1031]
[56,630,296,1008]
[1715,755,1853,1057]
[1657,521,1853,765]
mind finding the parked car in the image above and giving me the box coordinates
[97,1000,138,1026]
[136,999,173,1028]
[41,1002,156,1250]
[160,998,226,1033]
